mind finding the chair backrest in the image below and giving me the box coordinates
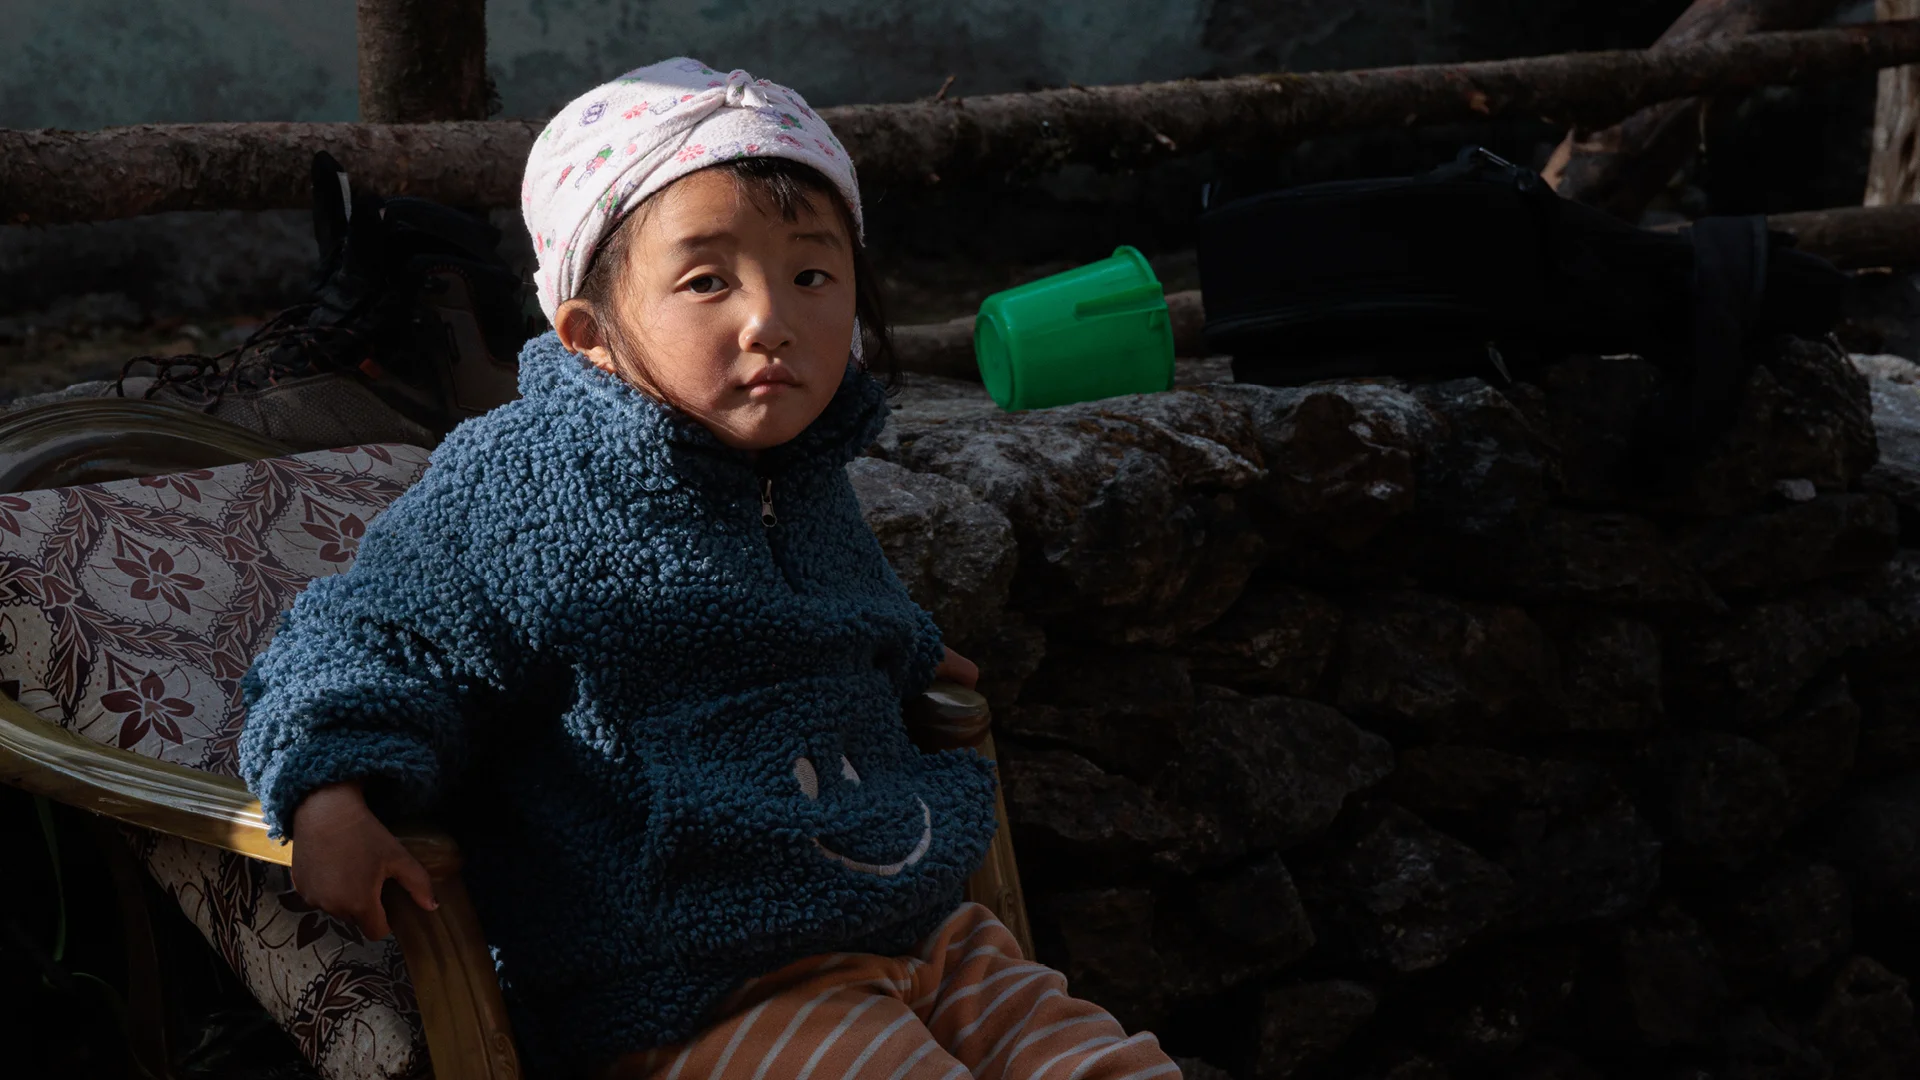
[0,444,430,776]
[0,443,436,1080]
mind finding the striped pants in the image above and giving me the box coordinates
[605,903,1177,1080]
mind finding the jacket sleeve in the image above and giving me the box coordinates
[238,473,520,838]
[896,590,948,699]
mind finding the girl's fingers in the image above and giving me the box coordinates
[391,852,440,913]
[939,647,980,689]
[359,886,393,941]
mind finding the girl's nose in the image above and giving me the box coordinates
[741,299,796,354]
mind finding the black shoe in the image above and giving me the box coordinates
[110,152,540,451]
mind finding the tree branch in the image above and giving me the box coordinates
[1543,0,1842,220]
[357,0,491,123]
[6,22,1920,224]
[1771,202,1920,266]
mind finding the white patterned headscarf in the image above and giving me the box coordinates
[521,57,862,325]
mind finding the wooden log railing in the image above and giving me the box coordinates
[6,22,1920,225]
[1543,0,1843,221]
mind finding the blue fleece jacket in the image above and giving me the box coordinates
[238,331,999,1076]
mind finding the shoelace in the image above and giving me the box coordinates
[114,304,367,411]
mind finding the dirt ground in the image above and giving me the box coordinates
[0,307,269,404]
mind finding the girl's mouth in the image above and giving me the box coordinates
[743,367,800,396]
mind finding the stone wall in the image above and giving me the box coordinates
[853,341,1920,1079]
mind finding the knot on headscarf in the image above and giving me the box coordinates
[722,69,771,109]
[521,57,861,325]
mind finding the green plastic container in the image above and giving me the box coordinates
[974,246,1174,411]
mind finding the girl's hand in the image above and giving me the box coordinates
[289,782,438,941]
[935,646,979,690]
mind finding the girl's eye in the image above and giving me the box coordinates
[687,274,725,295]
[795,269,830,288]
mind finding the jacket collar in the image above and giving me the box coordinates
[514,330,888,485]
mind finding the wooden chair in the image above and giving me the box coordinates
[0,398,1030,1080]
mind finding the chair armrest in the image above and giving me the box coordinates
[902,682,1036,958]
[0,693,461,877]
[904,681,993,752]
[0,693,521,1077]
[0,397,294,492]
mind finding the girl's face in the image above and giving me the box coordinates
[557,167,858,451]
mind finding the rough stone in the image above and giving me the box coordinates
[1336,591,1558,742]
[1676,336,1879,518]
[1186,580,1343,697]
[877,389,1268,645]
[1618,903,1731,1048]
[1499,779,1663,930]
[831,336,1911,1075]
[1364,1054,1452,1080]
[883,373,1002,429]
[848,457,1017,643]
[1754,677,1861,820]
[1864,374,1920,540]
[1855,674,1920,779]
[1860,551,1920,672]
[1045,887,1166,1029]
[1716,1007,1829,1080]
[1494,509,1720,610]
[951,610,1046,712]
[1808,956,1920,1080]
[1411,378,1560,526]
[1417,941,1580,1061]
[1386,746,1661,929]
[1504,1046,1610,1080]
[1173,1058,1238,1080]
[1205,381,1441,550]
[998,646,1190,782]
[1165,691,1395,858]
[1667,591,1890,728]
[1405,378,1565,592]
[1526,352,1666,506]
[1297,803,1515,974]
[1190,855,1316,961]
[1536,609,1664,731]
[1853,353,1920,385]
[1678,493,1901,596]
[1255,980,1379,1080]
[999,747,1209,874]
[1047,874,1316,1033]
[1385,744,1551,817]
[1644,731,1795,871]
[1704,860,1852,997]
[1822,776,1920,925]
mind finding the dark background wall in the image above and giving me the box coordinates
[0,1,1884,360]
[0,0,1706,130]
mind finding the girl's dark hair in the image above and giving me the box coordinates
[573,156,898,389]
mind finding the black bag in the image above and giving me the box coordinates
[1197,148,1848,455]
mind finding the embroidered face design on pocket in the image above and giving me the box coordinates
[642,691,999,966]
[790,753,932,876]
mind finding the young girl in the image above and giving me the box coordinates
[240,58,1179,1080]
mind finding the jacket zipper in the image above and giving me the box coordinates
[757,472,798,590]
[759,475,778,528]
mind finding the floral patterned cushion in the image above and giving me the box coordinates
[0,445,434,1080]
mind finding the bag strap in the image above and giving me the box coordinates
[1679,215,1772,453]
